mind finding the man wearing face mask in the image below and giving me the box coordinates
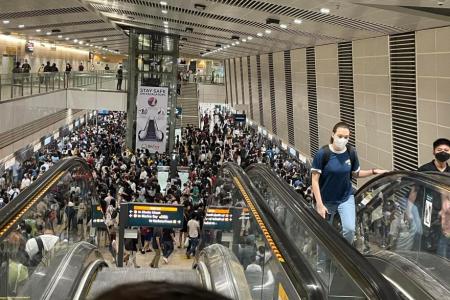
[416,138,450,257]
[418,138,450,173]
[311,122,387,245]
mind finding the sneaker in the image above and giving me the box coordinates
[186,253,190,259]
[163,257,168,264]
[140,249,145,254]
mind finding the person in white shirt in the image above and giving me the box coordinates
[20,174,31,190]
[186,213,200,259]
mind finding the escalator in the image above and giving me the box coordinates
[0,157,400,300]
[245,164,450,299]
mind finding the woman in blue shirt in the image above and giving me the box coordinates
[311,122,387,244]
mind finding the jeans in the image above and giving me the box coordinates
[162,240,174,258]
[187,237,199,256]
[151,248,161,268]
[325,195,356,244]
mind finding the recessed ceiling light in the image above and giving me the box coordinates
[242,39,247,42]
[320,8,330,14]
[256,32,263,37]
[162,10,168,14]
[294,19,302,24]
[103,37,107,41]
[3,20,10,24]
[58,35,63,38]
[46,32,51,35]
[79,41,83,44]
[36,29,41,32]
[265,29,271,34]
[164,24,168,28]
[235,41,240,45]
[280,24,287,28]
[163,21,168,25]
[18,24,25,28]
[231,42,235,46]
[74,39,78,42]
[65,37,70,40]
[160,1,167,5]
[247,36,253,40]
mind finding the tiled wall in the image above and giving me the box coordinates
[242,56,249,109]
[273,51,288,142]
[416,26,450,165]
[235,58,242,105]
[260,54,272,128]
[315,44,340,146]
[291,48,310,156]
[225,25,450,177]
[229,59,236,105]
[249,56,259,122]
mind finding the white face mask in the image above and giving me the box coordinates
[333,135,349,150]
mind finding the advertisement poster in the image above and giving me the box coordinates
[136,85,169,152]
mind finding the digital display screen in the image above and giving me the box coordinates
[233,114,246,123]
[44,137,52,145]
[75,120,80,127]
[92,205,106,228]
[289,148,296,157]
[127,204,184,228]
[98,109,109,115]
[204,207,234,230]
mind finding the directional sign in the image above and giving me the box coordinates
[204,207,236,230]
[91,205,106,228]
[127,203,184,228]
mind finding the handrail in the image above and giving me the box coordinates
[246,163,402,300]
[0,157,91,239]
[224,163,326,300]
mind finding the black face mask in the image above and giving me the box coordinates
[435,151,450,163]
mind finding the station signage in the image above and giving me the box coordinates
[127,203,184,228]
[204,207,234,230]
[91,205,106,228]
[233,114,246,124]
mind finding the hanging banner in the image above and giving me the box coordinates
[136,85,169,152]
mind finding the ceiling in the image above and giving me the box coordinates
[0,0,449,59]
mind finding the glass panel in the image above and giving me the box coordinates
[355,174,450,287]
[248,170,368,299]
[0,163,96,298]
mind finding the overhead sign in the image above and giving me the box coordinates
[91,205,106,228]
[204,207,234,230]
[175,107,183,116]
[233,113,246,124]
[127,203,184,228]
[44,136,52,145]
[136,86,169,153]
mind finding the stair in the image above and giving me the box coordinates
[177,83,199,128]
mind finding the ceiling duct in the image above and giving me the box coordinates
[231,35,240,40]
[194,4,206,11]
[185,27,193,33]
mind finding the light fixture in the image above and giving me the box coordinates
[280,24,287,28]
[320,7,330,14]
[247,36,253,40]
[2,20,10,24]
[242,39,247,42]
[18,24,25,28]
[162,9,168,14]
[103,37,107,41]
[74,39,78,42]
[256,32,263,37]
[65,37,70,40]
[79,41,83,45]
[294,19,302,24]
[231,42,235,46]
[194,4,206,10]
[265,29,271,34]
[164,24,168,28]
[46,32,51,35]
[160,1,167,5]
[235,41,240,45]
[58,35,63,38]
[163,21,168,25]
[36,29,41,32]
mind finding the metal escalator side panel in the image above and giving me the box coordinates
[198,244,252,300]
[223,163,326,300]
[244,163,401,300]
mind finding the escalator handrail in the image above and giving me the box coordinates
[224,163,327,300]
[0,157,91,239]
[246,163,401,300]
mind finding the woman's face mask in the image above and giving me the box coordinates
[333,135,349,150]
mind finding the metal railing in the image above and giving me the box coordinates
[0,70,128,101]
[182,74,224,85]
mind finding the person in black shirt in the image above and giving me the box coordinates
[150,227,162,268]
[416,138,450,256]
[161,228,175,264]
[418,138,450,173]
[116,66,123,90]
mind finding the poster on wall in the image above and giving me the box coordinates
[136,85,169,153]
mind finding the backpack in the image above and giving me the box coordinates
[29,237,44,267]
[319,144,357,179]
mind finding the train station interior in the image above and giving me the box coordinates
[0,1,449,299]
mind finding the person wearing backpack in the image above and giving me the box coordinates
[311,121,387,244]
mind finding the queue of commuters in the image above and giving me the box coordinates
[1,106,448,296]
